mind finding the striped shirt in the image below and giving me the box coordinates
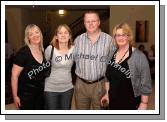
[73,31,115,81]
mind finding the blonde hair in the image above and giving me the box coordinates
[50,24,73,49]
[113,23,135,47]
[24,24,44,51]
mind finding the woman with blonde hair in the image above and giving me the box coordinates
[101,23,152,110]
[44,24,74,110]
[11,24,49,109]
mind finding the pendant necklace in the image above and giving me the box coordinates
[114,48,129,64]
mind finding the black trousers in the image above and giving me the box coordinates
[109,96,141,110]
[19,91,44,110]
[44,88,74,110]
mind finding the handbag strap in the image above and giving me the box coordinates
[49,45,54,62]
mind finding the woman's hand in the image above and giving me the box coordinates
[138,95,149,110]
[13,96,21,109]
[138,102,148,110]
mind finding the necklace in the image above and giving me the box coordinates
[114,48,129,64]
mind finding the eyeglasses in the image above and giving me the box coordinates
[115,34,128,38]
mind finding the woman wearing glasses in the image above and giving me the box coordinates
[101,23,152,110]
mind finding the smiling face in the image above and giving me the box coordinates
[115,28,129,47]
[28,26,41,45]
[56,26,70,43]
[113,23,134,48]
[84,13,100,34]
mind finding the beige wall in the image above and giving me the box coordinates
[6,8,50,50]
[5,8,23,51]
[5,8,110,49]
[6,6,154,52]
[5,9,88,50]
[109,5,155,51]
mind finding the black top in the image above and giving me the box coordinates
[106,47,140,109]
[13,46,49,96]
[106,47,132,98]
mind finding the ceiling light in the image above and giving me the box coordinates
[59,10,65,16]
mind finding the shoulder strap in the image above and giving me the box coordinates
[49,45,54,62]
